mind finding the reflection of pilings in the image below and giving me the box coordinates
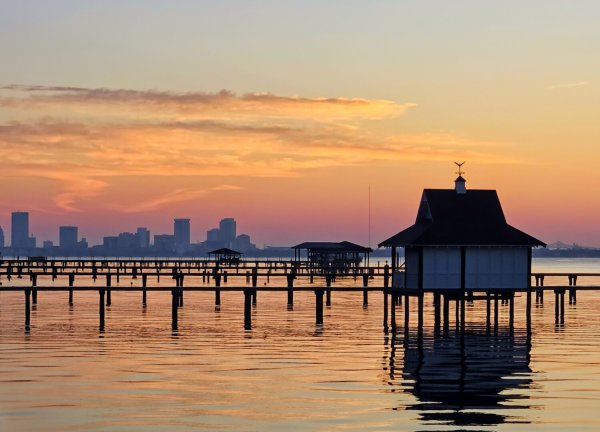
[568,275,577,304]
[554,289,565,325]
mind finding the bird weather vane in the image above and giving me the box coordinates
[454,161,466,177]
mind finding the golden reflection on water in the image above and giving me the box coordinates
[0,259,600,431]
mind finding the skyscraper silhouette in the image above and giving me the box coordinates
[174,218,191,253]
[11,212,29,248]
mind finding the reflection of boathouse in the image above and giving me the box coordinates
[390,330,532,428]
[292,241,372,274]
[380,172,545,290]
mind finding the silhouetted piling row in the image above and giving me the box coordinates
[3,259,599,333]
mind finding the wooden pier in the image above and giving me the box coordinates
[1,259,599,333]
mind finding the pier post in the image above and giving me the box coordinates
[383,291,389,331]
[287,274,294,309]
[509,293,515,332]
[560,289,565,324]
[246,271,250,284]
[244,289,254,330]
[25,289,31,330]
[223,271,228,283]
[69,272,75,306]
[526,287,532,336]
[142,274,147,306]
[315,288,324,326]
[494,294,499,333]
[99,289,105,331]
[178,274,184,307]
[383,264,390,289]
[31,274,38,305]
[443,294,450,332]
[404,294,410,335]
[326,274,332,307]
[106,274,112,306]
[362,274,369,307]
[568,275,577,304]
[251,268,258,306]
[460,292,466,333]
[554,289,560,325]
[486,292,491,333]
[417,293,424,339]
[171,289,179,331]
[433,292,441,331]
[390,294,396,333]
[215,273,221,308]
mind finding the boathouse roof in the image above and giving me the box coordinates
[292,241,373,253]
[207,247,242,256]
[379,189,545,247]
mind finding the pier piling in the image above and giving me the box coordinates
[315,289,324,326]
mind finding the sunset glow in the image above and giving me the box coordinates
[1,1,599,246]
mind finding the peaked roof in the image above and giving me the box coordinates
[379,189,545,247]
[292,241,372,253]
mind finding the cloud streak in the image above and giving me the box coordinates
[547,81,590,90]
[0,84,513,212]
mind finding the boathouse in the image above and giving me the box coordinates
[379,172,545,290]
[207,247,242,265]
[292,241,372,274]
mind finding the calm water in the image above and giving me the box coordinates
[1,258,600,431]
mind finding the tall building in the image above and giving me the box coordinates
[174,218,191,252]
[136,227,150,248]
[219,218,236,247]
[0,226,4,249]
[59,226,78,249]
[11,212,29,248]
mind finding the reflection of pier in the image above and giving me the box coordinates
[385,329,532,428]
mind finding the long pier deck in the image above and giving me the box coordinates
[1,258,599,333]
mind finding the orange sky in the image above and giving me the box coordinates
[1,2,599,247]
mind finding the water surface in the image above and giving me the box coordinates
[1,258,600,431]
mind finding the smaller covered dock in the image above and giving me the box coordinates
[207,248,242,266]
[292,241,372,274]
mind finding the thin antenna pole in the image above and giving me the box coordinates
[368,184,371,248]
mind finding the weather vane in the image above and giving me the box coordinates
[454,161,466,177]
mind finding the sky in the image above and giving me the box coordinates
[1,0,599,247]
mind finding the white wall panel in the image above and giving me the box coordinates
[423,247,461,289]
[465,247,528,289]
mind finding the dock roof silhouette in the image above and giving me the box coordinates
[379,189,546,247]
[207,247,242,255]
[292,241,373,253]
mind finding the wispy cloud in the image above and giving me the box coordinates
[547,81,590,90]
[0,84,512,212]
